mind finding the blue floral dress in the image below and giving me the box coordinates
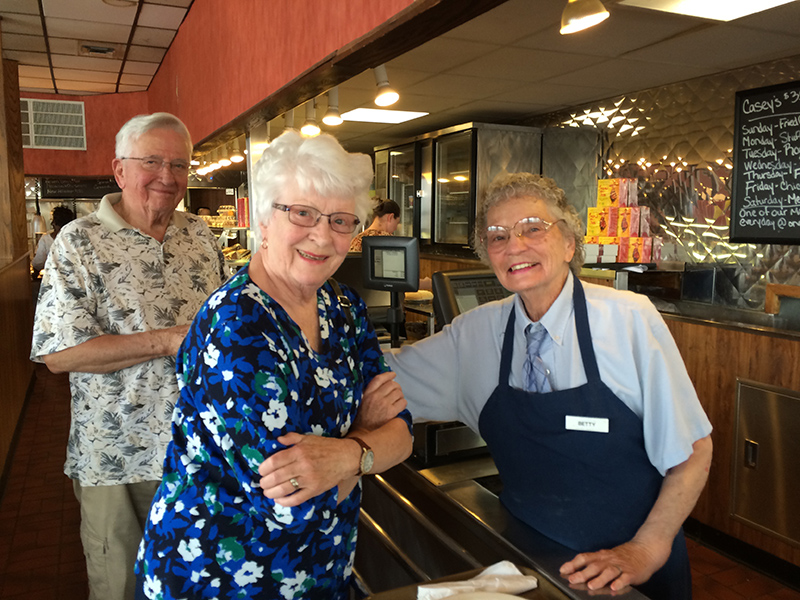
[135,268,410,600]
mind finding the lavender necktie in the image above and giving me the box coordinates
[525,323,552,393]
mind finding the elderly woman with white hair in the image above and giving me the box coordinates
[385,172,713,600]
[135,131,412,600]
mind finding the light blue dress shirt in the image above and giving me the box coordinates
[385,273,712,476]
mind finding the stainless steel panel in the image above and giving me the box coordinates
[731,379,800,546]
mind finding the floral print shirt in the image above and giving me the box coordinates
[30,193,226,486]
[136,269,411,600]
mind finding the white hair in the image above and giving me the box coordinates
[251,130,374,240]
[115,112,192,159]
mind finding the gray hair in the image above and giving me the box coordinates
[115,112,192,159]
[472,172,585,275]
[251,130,374,233]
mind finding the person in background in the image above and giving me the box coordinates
[32,205,75,273]
[349,198,400,251]
[384,173,712,600]
[196,206,212,216]
[135,130,413,600]
[30,112,226,600]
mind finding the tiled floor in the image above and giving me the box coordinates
[1,364,799,599]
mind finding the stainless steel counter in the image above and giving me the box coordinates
[355,458,648,599]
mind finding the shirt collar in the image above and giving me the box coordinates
[514,271,575,347]
[97,192,190,234]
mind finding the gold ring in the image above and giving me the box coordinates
[613,565,623,576]
[290,477,299,489]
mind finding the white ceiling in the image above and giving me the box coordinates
[2,0,800,154]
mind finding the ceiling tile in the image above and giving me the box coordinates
[123,60,158,75]
[18,64,51,79]
[404,73,520,101]
[145,0,192,7]
[734,1,800,35]
[131,25,176,48]
[0,0,39,15]
[138,3,186,29]
[625,23,800,71]
[443,0,559,44]
[53,67,118,83]
[497,81,619,108]
[118,83,149,92]
[51,54,122,72]
[126,44,166,63]
[3,49,49,66]
[56,79,117,92]
[119,72,152,86]
[391,37,501,74]
[45,17,131,43]
[42,0,136,26]
[449,46,606,83]
[545,57,715,92]
[1,32,47,51]
[47,36,79,55]
[18,76,54,91]
[0,13,42,35]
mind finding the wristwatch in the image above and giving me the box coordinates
[351,437,374,476]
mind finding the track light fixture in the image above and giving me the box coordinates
[301,100,321,136]
[230,137,245,163]
[284,108,295,130]
[373,64,399,107]
[323,87,343,126]
[560,0,609,34]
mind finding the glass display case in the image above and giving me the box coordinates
[375,123,542,252]
[435,131,473,245]
[388,144,416,238]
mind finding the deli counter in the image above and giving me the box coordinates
[354,432,647,600]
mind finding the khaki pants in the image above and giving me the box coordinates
[73,480,160,600]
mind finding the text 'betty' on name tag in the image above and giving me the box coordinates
[565,415,609,433]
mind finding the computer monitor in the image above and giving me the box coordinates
[361,236,419,293]
[431,269,512,327]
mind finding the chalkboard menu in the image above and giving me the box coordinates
[40,177,120,199]
[731,81,800,243]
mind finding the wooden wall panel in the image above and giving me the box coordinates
[665,317,800,566]
[0,256,35,482]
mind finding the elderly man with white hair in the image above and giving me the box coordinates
[31,112,225,600]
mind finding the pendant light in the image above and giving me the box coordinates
[230,137,245,163]
[560,0,609,34]
[323,87,343,126]
[301,99,321,137]
[373,64,399,107]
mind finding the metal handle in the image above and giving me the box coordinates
[744,439,758,469]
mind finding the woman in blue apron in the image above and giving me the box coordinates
[385,173,713,599]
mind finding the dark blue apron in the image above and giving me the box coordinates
[478,278,691,599]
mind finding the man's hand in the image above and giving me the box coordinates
[559,538,671,592]
[352,371,406,432]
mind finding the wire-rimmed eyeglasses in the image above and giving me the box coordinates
[120,156,190,175]
[481,216,564,253]
[273,203,361,234]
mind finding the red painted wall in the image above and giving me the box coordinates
[22,91,147,177]
[22,0,415,177]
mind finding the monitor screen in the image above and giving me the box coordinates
[362,236,419,293]
[431,269,512,326]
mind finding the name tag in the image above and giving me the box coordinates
[565,415,609,433]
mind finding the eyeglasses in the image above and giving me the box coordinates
[481,216,564,252]
[120,156,190,175]
[273,203,361,234]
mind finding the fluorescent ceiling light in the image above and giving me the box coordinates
[617,0,795,21]
[340,108,428,124]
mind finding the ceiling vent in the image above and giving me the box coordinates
[21,98,87,150]
[79,43,121,58]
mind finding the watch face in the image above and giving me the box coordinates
[361,449,375,474]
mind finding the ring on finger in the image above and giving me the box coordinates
[289,477,300,489]
[612,565,623,577]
